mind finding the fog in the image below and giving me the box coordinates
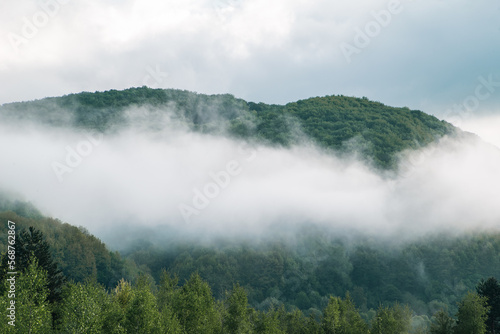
[1,107,500,248]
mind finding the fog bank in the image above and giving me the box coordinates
[1,109,499,246]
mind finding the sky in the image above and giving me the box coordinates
[0,0,499,121]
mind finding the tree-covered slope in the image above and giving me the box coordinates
[121,227,500,318]
[2,201,499,324]
[0,199,136,289]
[0,86,455,168]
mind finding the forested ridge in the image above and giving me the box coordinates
[0,86,455,168]
[1,202,500,333]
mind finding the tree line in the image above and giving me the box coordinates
[1,226,499,333]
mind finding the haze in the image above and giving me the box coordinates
[1,106,499,246]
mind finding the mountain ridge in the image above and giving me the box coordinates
[0,86,457,168]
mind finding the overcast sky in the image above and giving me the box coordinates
[1,0,499,127]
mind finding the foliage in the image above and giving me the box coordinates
[321,293,369,334]
[0,86,456,169]
[2,226,65,303]
[172,272,223,333]
[124,275,163,333]
[476,277,500,333]
[430,309,455,334]
[225,283,253,333]
[122,228,500,318]
[454,292,490,334]
[14,257,52,333]
[370,303,412,334]
[0,211,133,290]
[0,248,494,333]
[58,281,109,333]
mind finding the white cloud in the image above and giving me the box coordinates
[1,109,499,243]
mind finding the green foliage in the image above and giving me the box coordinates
[0,211,132,290]
[121,229,500,319]
[454,292,489,334]
[58,281,109,333]
[430,309,455,334]
[9,226,64,303]
[15,257,52,333]
[225,283,253,333]
[4,211,499,330]
[0,87,456,169]
[476,277,500,333]
[0,244,497,334]
[321,293,369,334]
[254,307,285,334]
[172,272,222,333]
[124,275,162,334]
[370,303,412,334]
[160,304,183,334]
[103,279,133,333]
[284,95,453,168]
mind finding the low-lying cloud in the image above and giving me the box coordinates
[1,108,500,247]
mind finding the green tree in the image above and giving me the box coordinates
[321,296,341,333]
[157,269,179,311]
[430,309,455,334]
[0,226,65,303]
[124,275,162,334]
[477,277,500,334]
[102,278,133,334]
[321,294,369,334]
[278,308,309,334]
[160,304,183,334]
[173,272,222,333]
[225,283,253,333]
[254,308,284,334]
[455,292,489,334]
[16,257,52,333]
[305,314,322,334]
[157,270,183,334]
[0,280,16,333]
[58,280,108,333]
[370,303,412,334]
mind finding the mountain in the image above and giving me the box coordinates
[0,194,135,289]
[0,86,456,168]
[1,88,499,332]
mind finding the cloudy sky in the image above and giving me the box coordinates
[1,0,499,118]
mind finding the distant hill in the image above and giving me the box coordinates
[0,194,136,288]
[2,201,500,319]
[0,86,456,168]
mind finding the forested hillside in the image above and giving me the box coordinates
[0,87,455,168]
[122,226,500,318]
[0,195,136,289]
[1,205,499,333]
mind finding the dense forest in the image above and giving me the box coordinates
[1,254,498,334]
[1,200,500,333]
[0,87,456,168]
[0,199,136,289]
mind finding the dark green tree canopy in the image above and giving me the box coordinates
[1,226,65,303]
[0,87,458,169]
[477,277,500,334]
